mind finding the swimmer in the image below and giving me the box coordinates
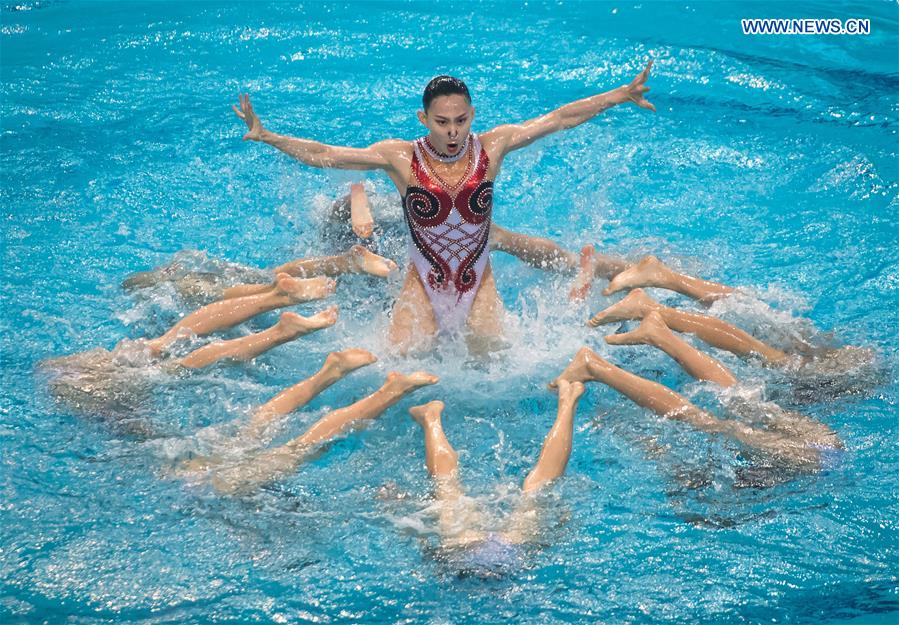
[588,288,877,383]
[122,245,396,305]
[42,307,339,430]
[181,360,439,494]
[588,288,793,365]
[406,380,584,578]
[45,306,338,374]
[603,311,841,447]
[145,273,335,354]
[601,254,734,303]
[44,272,338,410]
[234,59,655,352]
[552,347,839,469]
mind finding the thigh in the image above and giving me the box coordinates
[466,266,505,340]
[388,267,438,350]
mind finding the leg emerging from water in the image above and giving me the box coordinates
[350,183,374,239]
[604,314,841,446]
[211,371,438,494]
[554,348,821,467]
[176,308,338,370]
[388,268,439,355]
[588,289,789,365]
[239,348,378,442]
[409,400,486,547]
[221,245,397,299]
[146,273,335,353]
[522,380,585,492]
[603,255,735,303]
[177,348,377,474]
[605,311,738,386]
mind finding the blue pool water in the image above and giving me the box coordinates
[2,1,897,623]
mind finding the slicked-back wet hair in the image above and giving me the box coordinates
[422,75,471,111]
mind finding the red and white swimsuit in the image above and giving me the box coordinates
[402,134,494,332]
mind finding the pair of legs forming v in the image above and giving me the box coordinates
[45,272,339,380]
[177,349,439,495]
[407,378,585,561]
[553,335,842,471]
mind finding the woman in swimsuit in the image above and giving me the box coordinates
[233,61,655,353]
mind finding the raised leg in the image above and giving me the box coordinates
[605,311,738,386]
[558,348,821,467]
[522,380,585,492]
[238,348,378,443]
[409,400,486,547]
[210,370,438,494]
[604,315,841,451]
[273,244,396,279]
[175,308,338,370]
[350,183,374,238]
[220,282,276,300]
[146,273,335,353]
[588,289,789,365]
[603,255,735,303]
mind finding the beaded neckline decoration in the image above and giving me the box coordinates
[422,135,470,164]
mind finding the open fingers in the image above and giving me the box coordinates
[232,104,245,119]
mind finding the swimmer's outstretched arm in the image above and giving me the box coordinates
[233,94,411,173]
[588,289,789,365]
[174,308,338,370]
[553,348,819,468]
[211,371,438,494]
[480,60,654,158]
[146,274,336,353]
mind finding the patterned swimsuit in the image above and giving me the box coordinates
[402,134,494,332]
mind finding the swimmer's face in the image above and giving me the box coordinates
[418,94,475,156]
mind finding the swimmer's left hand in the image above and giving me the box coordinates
[622,59,655,112]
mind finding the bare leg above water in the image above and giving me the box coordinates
[175,308,338,370]
[554,347,822,467]
[177,348,377,475]
[604,314,841,446]
[522,380,585,492]
[222,245,397,299]
[234,347,378,444]
[605,311,738,386]
[210,370,438,494]
[409,400,486,546]
[350,183,374,239]
[146,273,336,353]
[588,289,789,365]
[603,255,735,303]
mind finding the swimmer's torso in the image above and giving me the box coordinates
[401,134,494,332]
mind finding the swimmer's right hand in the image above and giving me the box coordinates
[233,93,264,141]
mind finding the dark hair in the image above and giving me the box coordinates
[422,75,471,111]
